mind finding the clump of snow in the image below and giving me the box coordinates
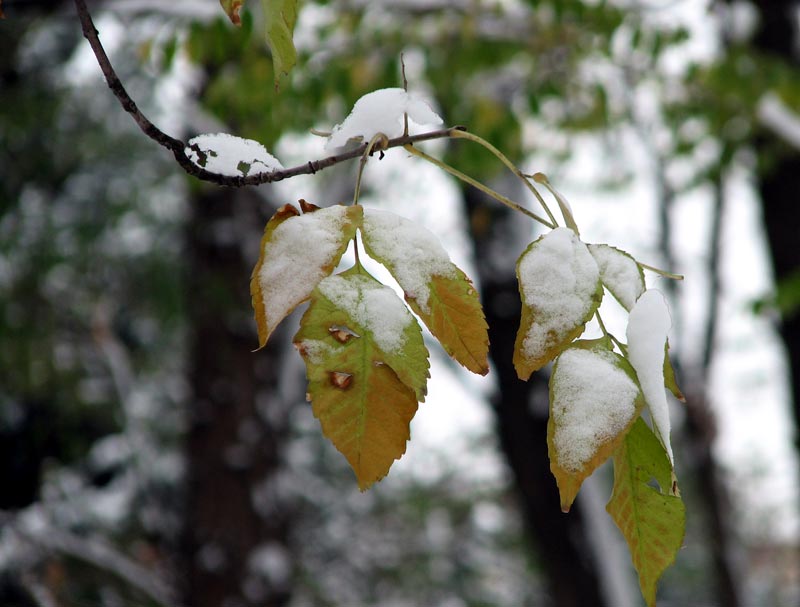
[588,244,645,311]
[258,206,352,332]
[325,88,443,151]
[551,348,639,472]
[361,208,456,314]
[318,273,413,353]
[186,133,284,176]
[626,289,674,463]
[518,228,600,358]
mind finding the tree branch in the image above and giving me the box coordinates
[73,0,463,187]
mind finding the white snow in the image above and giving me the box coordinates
[186,133,284,176]
[588,244,645,311]
[325,88,443,150]
[257,206,352,334]
[626,289,674,463]
[551,348,640,472]
[317,273,414,353]
[361,208,456,314]
[294,338,337,364]
[517,227,600,359]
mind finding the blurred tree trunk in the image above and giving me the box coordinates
[462,185,607,607]
[181,187,294,607]
[752,1,800,454]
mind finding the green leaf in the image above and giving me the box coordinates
[250,203,362,348]
[219,0,245,25]
[588,244,645,311]
[548,340,644,512]
[360,207,489,375]
[514,227,603,379]
[607,418,685,607]
[294,267,430,489]
[260,0,298,85]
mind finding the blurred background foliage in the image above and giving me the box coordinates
[1,1,800,606]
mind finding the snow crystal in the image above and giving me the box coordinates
[552,348,639,472]
[325,88,443,150]
[626,289,674,463]
[588,244,644,311]
[518,228,600,358]
[361,208,456,314]
[258,206,351,332]
[317,273,413,353]
[186,133,284,176]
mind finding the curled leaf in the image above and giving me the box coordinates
[250,203,362,347]
[548,341,644,512]
[261,0,299,84]
[514,227,602,379]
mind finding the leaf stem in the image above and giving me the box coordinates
[403,145,556,229]
[637,262,684,281]
[451,129,559,227]
[595,310,609,338]
[352,133,390,206]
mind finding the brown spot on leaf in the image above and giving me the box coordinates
[305,392,312,402]
[275,203,301,220]
[329,325,360,343]
[330,371,353,389]
[299,199,320,214]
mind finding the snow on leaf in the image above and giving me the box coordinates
[607,417,685,607]
[260,0,298,84]
[588,244,645,311]
[514,227,603,379]
[626,289,674,464]
[325,88,443,151]
[219,0,244,25]
[250,203,362,347]
[294,267,430,489]
[186,133,284,177]
[360,208,489,375]
[548,340,644,512]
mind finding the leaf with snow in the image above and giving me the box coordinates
[588,244,645,311]
[514,227,603,379]
[250,203,362,347]
[219,0,244,24]
[294,267,429,489]
[326,88,443,151]
[260,0,298,84]
[548,340,644,512]
[607,417,685,607]
[360,208,489,374]
[186,133,284,177]
[626,289,674,464]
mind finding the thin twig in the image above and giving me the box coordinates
[73,0,465,187]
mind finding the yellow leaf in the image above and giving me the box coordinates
[250,203,361,348]
[548,340,644,512]
[514,228,603,379]
[294,267,429,489]
[607,418,685,607]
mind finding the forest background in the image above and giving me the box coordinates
[1,0,800,606]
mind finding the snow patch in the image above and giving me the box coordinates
[361,208,456,313]
[326,88,443,150]
[626,289,674,463]
[318,273,413,354]
[552,348,639,472]
[518,228,600,358]
[186,133,283,176]
[589,244,644,311]
[258,206,352,331]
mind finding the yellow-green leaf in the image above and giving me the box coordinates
[261,0,298,85]
[607,418,685,607]
[294,268,430,489]
[219,0,245,25]
[250,203,362,348]
[360,207,489,375]
[514,227,603,379]
[664,341,685,402]
[548,340,644,512]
